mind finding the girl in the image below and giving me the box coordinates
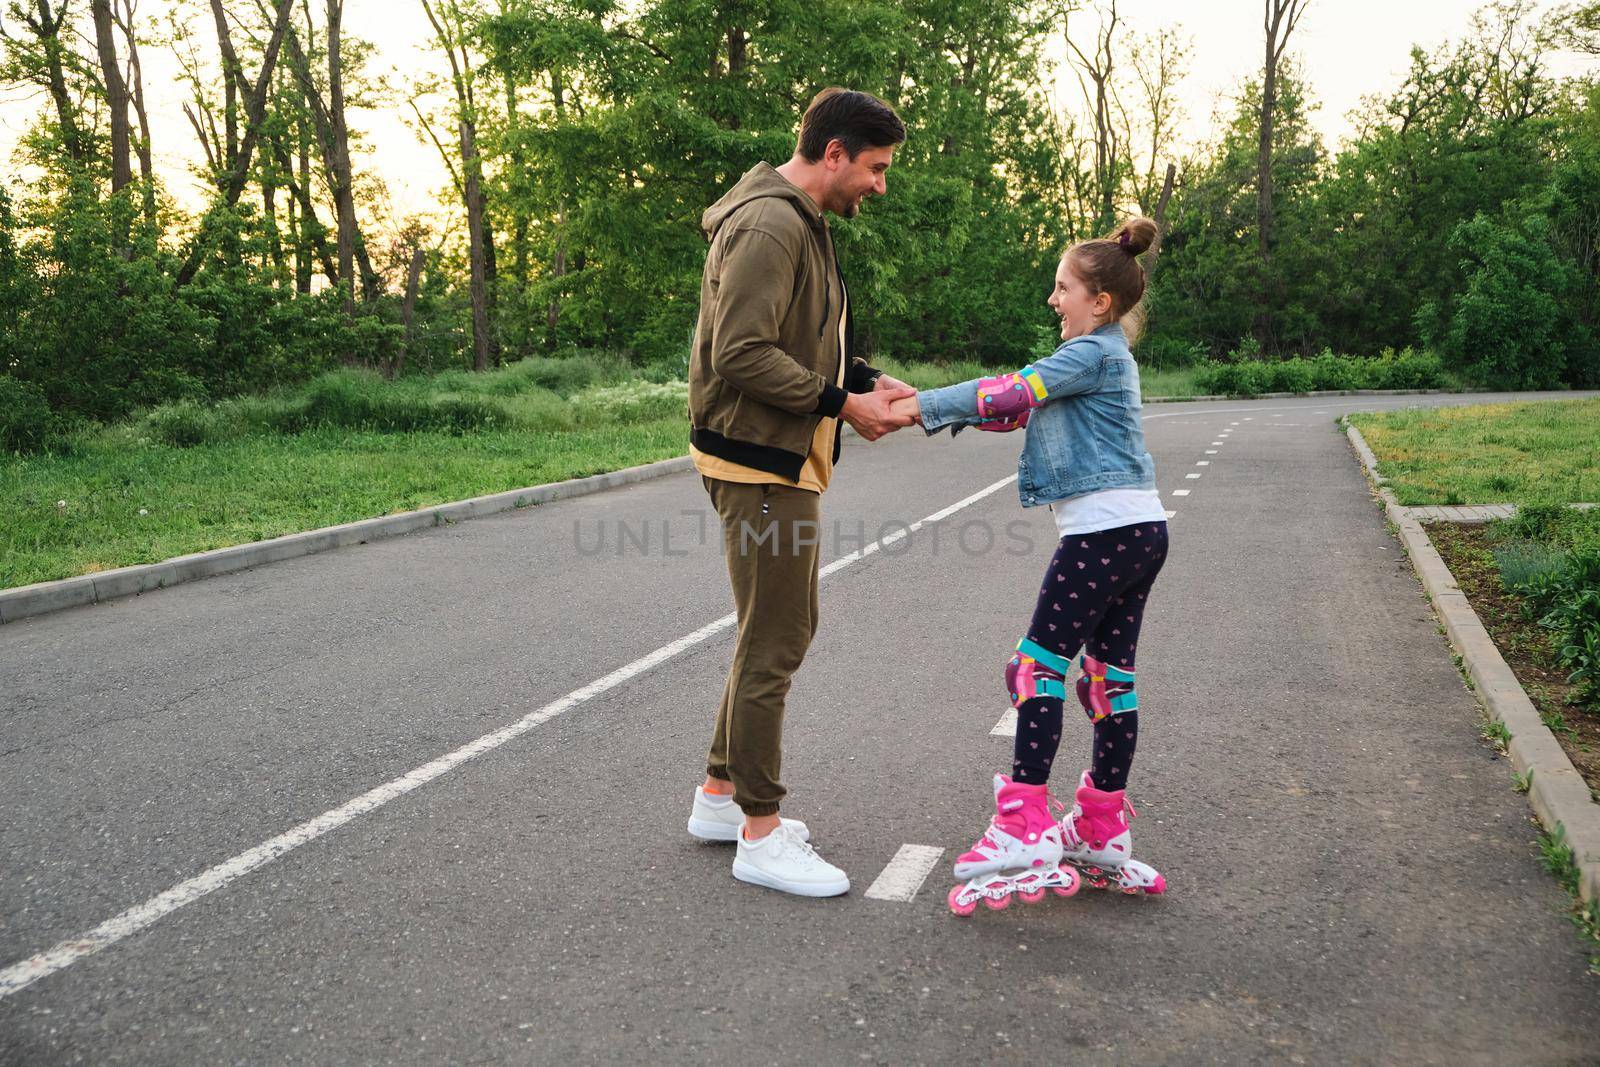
[893,218,1170,914]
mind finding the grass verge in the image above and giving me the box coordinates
[1349,398,1600,506]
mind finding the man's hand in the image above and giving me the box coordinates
[873,372,913,395]
[841,386,917,441]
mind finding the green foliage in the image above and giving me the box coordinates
[0,376,66,454]
[1494,539,1570,591]
[1195,349,1444,396]
[1421,213,1573,389]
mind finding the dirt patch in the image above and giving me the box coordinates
[1428,522,1600,798]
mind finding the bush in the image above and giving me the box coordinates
[144,400,229,448]
[1135,335,1210,370]
[1518,548,1600,709]
[299,371,508,434]
[578,381,689,425]
[1195,350,1445,396]
[0,376,64,454]
[1421,213,1572,389]
[1495,539,1571,592]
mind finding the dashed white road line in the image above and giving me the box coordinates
[1205,450,1218,454]
[1165,509,1177,518]
[0,475,1024,999]
[1186,473,1202,479]
[991,708,1018,737]
[864,845,946,902]
[1172,489,1191,497]
[1196,461,1210,466]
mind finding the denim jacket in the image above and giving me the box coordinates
[916,322,1156,507]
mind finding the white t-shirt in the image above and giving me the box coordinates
[1050,488,1167,538]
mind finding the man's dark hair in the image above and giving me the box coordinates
[795,88,906,163]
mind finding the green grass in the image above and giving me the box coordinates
[1,419,689,588]
[1349,399,1600,506]
[1139,366,1204,399]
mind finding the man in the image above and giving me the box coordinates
[684,88,915,896]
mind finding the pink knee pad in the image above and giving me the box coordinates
[1076,655,1138,723]
[1006,637,1070,706]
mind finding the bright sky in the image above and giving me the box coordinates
[0,0,1593,232]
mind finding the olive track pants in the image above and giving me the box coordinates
[702,476,822,816]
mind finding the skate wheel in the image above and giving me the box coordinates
[982,893,1011,911]
[1053,870,1081,897]
[947,884,978,917]
[1051,885,1076,897]
[1019,888,1045,904]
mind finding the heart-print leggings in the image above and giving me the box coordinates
[1011,521,1168,792]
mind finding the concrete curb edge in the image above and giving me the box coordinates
[1343,419,1600,904]
[0,453,698,626]
[1144,387,1467,404]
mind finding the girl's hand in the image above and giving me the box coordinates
[887,395,921,424]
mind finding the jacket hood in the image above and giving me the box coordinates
[701,163,823,238]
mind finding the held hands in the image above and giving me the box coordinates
[841,375,919,441]
[878,372,922,429]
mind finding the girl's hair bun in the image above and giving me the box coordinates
[1113,216,1159,257]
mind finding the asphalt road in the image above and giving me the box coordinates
[3,391,1598,1065]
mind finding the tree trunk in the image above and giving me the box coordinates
[116,0,157,219]
[282,19,378,300]
[423,0,497,369]
[326,0,356,313]
[90,0,133,196]
[1255,0,1307,347]
[175,0,297,286]
[1146,162,1176,277]
[26,1,88,167]
[462,116,493,372]
[396,246,425,377]
[209,0,243,169]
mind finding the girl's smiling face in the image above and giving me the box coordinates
[1047,254,1114,340]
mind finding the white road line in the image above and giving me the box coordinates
[1196,461,1210,466]
[1172,489,1191,497]
[991,708,1018,737]
[864,845,946,903]
[1186,473,1202,479]
[1165,510,1177,519]
[1205,450,1218,454]
[0,475,1022,999]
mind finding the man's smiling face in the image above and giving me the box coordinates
[822,142,895,218]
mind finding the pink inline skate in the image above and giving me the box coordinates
[1060,770,1166,895]
[948,775,1080,916]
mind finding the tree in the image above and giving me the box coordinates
[1256,0,1309,345]
[422,0,499,370]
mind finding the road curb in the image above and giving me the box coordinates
[1344,420,1600,904]
[1144,387,1468,404]
[0,453,697,626]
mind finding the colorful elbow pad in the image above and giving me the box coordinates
[975,367,1048,432]
[1006,637,1071,707]
[1077,654,1137,722]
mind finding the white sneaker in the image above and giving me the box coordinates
[732,822,849,897]
[686,787,810,843]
